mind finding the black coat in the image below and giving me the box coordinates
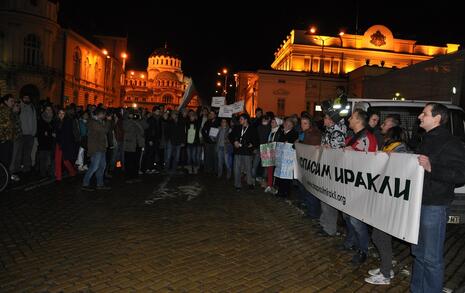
[279,129,299,144]
[37,117,54,151]
[145,116,162,142]
[166,119,186,145]
[201,118,220,144]
[55,117,79,161]
[229,124,259,156]
[416,126,465,205]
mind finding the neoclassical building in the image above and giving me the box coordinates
[0,0,126,107]
[236,25,460,116]
[0,0,62,103]
[123,46,200,110]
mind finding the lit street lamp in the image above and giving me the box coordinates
[102,49,108,104]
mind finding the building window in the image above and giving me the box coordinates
[94,61,99,84]
[304,58,310,71]
[278,79,286,83]
[23,34,41,66]
[84,57,90,80]
[277,98,285,116]
[162,94,173,104]
[73,47,82,79]
[143,81,146,86]
[306,101,311,112]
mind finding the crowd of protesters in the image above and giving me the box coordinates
[1,91,464,293]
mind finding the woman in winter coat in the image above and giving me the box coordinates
[123,111,145,182]
[365,126,409,285]
[54,108,78,181]
[275,117,298,198]
[185,111,200,174]
[37,105,55,177]
[264,117,283,194]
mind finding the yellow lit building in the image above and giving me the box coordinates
[62,30,126,108]
[123,46,200,110]
[236,25,460,116]
[0,0,127,107]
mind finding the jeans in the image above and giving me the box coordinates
[164,142,181,172]
[298,182,321,218]
[233,154,253,188]
[411,205,447,293]
[186,144,199,167]
[320,202,338,235]
[217,146,231,177]
[83,151,106,187]
[343,213,369,253]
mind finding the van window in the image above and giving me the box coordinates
[451,109,465,141]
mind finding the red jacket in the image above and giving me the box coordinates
[345,128,377,152]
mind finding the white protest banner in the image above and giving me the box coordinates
[231,100,244,114]
[295,143,424,244]
[208,127,219,138]
[211,96,225,108]
[274,142,295,179]
[219,105,233,118]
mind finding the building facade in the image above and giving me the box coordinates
[62,31,126,108]
[0,0,62,103]
[236,25,460,116]
[123,47,200,110]
[0,0,126,107]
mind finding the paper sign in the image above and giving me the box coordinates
[219,105,233,118]
[260,142,277,167]
[209,127,219,138]
[211,96,226,108]
[231,100,244,114]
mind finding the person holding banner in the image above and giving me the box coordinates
[264,117,283,194]
[229,113,258,192]
[319,111,346,237]
[344,109,377,266]
[201,111,220,174]
[411,103,465,293]
[216,118,232,179]
[275,118,298,198]
[298,116,322,220]
[365,126,409,285]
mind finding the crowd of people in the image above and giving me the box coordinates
[1,92,464,292]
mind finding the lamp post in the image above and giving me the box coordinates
[102,49,109,105]
[217,68,235,103]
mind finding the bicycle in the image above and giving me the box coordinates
[0,161,9,192]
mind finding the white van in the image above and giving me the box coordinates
[349,99,465,224]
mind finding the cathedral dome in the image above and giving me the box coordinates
[155,71,179,81]
[150,47,179,59]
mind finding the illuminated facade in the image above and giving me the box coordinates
[0,0,126,107]
[62,31,126,107]
[237,25,460,116]
[0,0,62,103]
[123,47,200,110]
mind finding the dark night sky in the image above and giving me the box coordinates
[59,1,464,99]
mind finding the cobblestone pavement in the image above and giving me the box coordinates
[1,173,464,293]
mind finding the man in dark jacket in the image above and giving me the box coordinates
[412,103,465,293]
[229,113,259,191]
[82,108,110,191]
[201,111,219,174]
